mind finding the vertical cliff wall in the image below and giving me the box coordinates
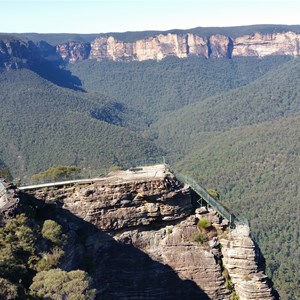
[1,31,299,69]
[18,166,277,299]
[56,31,300,62]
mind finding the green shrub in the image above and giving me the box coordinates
[41,220,64,245]
[32,166,81,182]
[36,247,65,272]
[207,189,220,199]
[193,232,209,244]
[109,165,122,172]
[197,218,211,230]
[30,268,96,300]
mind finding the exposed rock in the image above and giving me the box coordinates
[220,224,276,300]
[135,33,189,61]
[114,215,231,300]
[87,31,300,62]
[0,39,40,70]
[20,166,277,299]
[0,179,20,216]
[0,38,59,70]
[65,31,300,63]
[233,31,300,57]
[56,41,91,63]
[187,33,209,57]
[1,30,300,67]
[209,35,233,58]
[32,176,193,231]
[89,36,136,61]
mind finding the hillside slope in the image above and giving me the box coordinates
[155,57,300,156]
[174,115,300,299]
[0,69,161,181]
[68,55,291,119]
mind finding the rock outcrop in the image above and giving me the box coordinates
[32,175,193,231]
[220,224,275,300]
[0,178,20,215]
[0,38,60,70]
[21,165,277,299]
[56,41,91,63]
[1,30,299,68]
[0,39,40,70]
[233,31,300,57]
[57,31,300,62]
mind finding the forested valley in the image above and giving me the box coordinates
[0,31,299,298]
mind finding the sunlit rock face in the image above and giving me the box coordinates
[2,31,299,67]
[56,41,91,63]
[63,31,299,62]
[232,31,300,57]
[21,165,277,299]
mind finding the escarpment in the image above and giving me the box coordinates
[1,30,300,69]
[15,165,277,299]
[57,31,300,62]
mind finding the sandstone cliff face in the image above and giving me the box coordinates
[0,38,61,70]
[1,30,299,68]
[220,225,275,300]
[23,170,277,300]
[0,39,39,70]
[233,31,300,57]
[33,176,193,231]
[56,41,91,63]
[56,31,300,63]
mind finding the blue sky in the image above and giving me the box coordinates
[1,0,299,33]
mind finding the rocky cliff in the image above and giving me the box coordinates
[1,30,299,69]
[58,31,300,62]
[17,165,277,299]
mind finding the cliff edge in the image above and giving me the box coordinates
[12,164,278,299]
[1,30,300,69]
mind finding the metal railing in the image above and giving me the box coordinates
[168,167,244,225]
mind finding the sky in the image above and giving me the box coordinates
[1,0,299,34]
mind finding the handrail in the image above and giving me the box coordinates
[168,167,244,225]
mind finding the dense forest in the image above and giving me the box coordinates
[0,28,299,298]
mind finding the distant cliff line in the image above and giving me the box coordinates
[1,30,300,69]
[57,31,300,62]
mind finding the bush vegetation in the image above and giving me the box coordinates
[0,208,94,298]
[32,166,81,182]
[0,46,299,298]
[197,218,211,230]
[29,268,96,300]
[193,232,209,244]
[41,219,64,245]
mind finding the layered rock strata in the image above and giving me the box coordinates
[33,176,193,231]
[59,31,300,62]
[56,41,91,63]
[23,169,276,299]
[220,224,275,300]
[1,31,299,69]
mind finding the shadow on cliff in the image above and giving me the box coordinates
[23,194,211,300]
[30,60,85,92]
